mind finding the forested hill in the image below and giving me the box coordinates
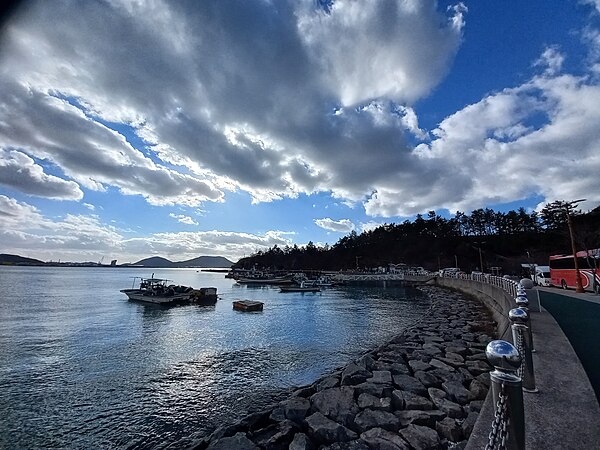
[0,254,45,265]
[131,255,233,268]
[235,203,600,274]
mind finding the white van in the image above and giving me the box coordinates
[533,266,551,286]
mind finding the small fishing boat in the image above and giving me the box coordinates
[233,300,264,311]
[279,281,321,293]
[120,276,195,304]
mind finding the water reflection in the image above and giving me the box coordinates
[0,267,431,449]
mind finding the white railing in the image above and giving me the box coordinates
[441,271,519,297]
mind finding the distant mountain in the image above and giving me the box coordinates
[131,255,233,268]
[176,256,233,268]
[131,256,175,267]
[0,254,45,265]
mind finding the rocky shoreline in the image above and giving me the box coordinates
[193,286,496,450]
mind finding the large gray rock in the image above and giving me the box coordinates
[305,412,358,444]
[354,409,400,433]
[369,370,393,384]
[377,362,411,375]
[422,344,443,356]
[206,432,259,450]
[409,360,432,373]
[414,370,441,388]
[429,398,463,419]
[391,390,434,411]
[354,382,392,398]
[399,424,441,450]
[429,359,456,372]
[435,417,464,442]
[251,420,298,449]
[356,353,377,371]
[357,393,392,411]
[392,374,428,396]
[465,360,490,376]
[394,410,446,428]
[289,432,315,450]
[468,379,488,401]
[360,427,410,450]
[441,381,471,405]
[281,397,311,423]
[310,386,359,426]
[316,377,340,391]
[342,363,372,385]
[321,440,369,450]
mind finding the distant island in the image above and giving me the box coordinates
[0,253,234,268]
[127,255,233,268]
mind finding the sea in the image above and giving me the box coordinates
[0,266,431,449]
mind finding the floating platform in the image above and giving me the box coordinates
[233,300,264,312]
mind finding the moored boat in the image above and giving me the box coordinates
[120,276,194,304]
[279,282,321,293]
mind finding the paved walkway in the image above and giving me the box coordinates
[537,286,600,305]
[536,288,600,404]
[467,305,600,449]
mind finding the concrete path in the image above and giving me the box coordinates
[467,306,600,449]
[537,286,600,304]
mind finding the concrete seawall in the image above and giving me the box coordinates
[435,277,600,449]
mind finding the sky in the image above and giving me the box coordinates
[1,0,600,263]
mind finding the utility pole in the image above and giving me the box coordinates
[565,201,586,293]
[548,199,586,293]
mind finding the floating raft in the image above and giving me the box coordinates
[233,300,264,312]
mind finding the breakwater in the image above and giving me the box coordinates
[194,286,495,449]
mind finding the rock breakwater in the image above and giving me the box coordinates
[194,286,496,450]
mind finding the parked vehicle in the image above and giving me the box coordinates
[549,250,600,292]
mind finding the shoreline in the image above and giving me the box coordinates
[193,285,495,449]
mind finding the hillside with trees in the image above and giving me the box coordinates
[234,202,600,275]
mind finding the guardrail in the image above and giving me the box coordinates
[439,273,535,448]
[441,271,520,298]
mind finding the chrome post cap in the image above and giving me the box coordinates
[509,307,529,323]
[486,340,521,371]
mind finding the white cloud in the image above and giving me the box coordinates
[297,0,465,106]
[534,46,565,75]
[83,203,95,210]
[0,195,292,262]
[0,0,463,208]
[360,221,385,233]
[365,71,600,216]
[314,217,355,233]
[169,213,198,226]
[0,149,83,200]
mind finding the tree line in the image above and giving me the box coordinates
[234,202,600,274]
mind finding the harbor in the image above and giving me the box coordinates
[0,266,430,449]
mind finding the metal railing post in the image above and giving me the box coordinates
[515,293,535,352]
[509,308,538,393]
[486,340,525,450]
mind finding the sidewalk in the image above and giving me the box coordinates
[467,306,600,449]
[537,286,600,305]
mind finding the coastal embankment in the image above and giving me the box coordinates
[193,286,495,449]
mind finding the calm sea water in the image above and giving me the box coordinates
[0,266,430,449]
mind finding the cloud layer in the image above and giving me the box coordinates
[0,0,464,210]
[0,0,599,262]
[0,195,292,262]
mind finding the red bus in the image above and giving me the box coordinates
[549,249,600,293]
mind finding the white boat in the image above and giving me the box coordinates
[120,276,193,304]
[280,281,321,293]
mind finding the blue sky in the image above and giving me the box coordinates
[1,0,600,263]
